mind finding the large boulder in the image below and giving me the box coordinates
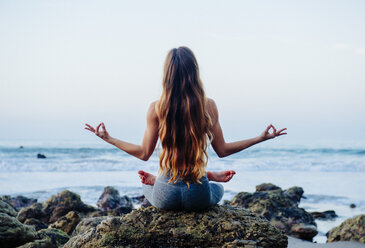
[96,186,133,214]
[64,205,287,248]
[1,195,37,211]
[0,212,37,248]
[327,214,365,243]
[228,183,317,241]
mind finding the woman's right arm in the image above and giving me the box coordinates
[207,99,286,158]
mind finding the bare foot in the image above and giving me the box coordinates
[207,170,236,182]
[138,170,156,185]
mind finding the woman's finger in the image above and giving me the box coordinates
[272,125,277,134]
[277,132,287,136]
[277,128,287,134]
[264,124,272,133]
[101,122,107,132]
[96,123,102,135]
[85,127,93,132]
[85,124,95,132]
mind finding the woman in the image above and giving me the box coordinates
[85,47,286,211]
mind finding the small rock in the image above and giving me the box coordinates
[256,183,281,192]
[310,210,338,220]
[37,153,46,159]
[24,218,48,231]
[327,214,365,243]
[19,146,24,149]
[131,195,151,208]
[17,202,48,224]
[71,216,109,236]
[49,211,81,235]
[1,195,37,211]
[96,186,133,213]
[0,199,18,217]
[350,203,356,208]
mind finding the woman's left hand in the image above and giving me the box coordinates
[85,122,111,141]
[260,124,287,141]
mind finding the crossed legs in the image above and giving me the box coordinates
[138,170,236,186]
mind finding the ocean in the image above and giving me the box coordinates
[0,139,364,243]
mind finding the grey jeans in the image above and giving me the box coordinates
[142,173,224,211]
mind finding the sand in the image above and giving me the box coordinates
[288,237,365,248]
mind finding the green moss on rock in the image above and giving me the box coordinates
[327,214,365,243]
[64,205,287,248]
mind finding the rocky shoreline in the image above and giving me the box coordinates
[0,183,364,247]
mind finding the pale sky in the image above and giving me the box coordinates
[1,0,364,142]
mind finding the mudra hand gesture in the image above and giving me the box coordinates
[260,124,287,141]
[85,122,110,141]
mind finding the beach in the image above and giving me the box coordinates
[0,139,364,246]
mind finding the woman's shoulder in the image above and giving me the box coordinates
[147,100,159,120]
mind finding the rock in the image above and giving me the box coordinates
[310,210,338,220]
[285,186,304,204]
[327,214,365,243]
[1,195,37,211]
[0,212,37,248]
[17,202,48,224]
[19,228,69,248]
[132,195,152,208]
[17,190,96,236]
[49,211,81,235]
[350,203,356,208]
[43,190,95,223]
[96,186,133,214]
[64,205,287,248]
[20,145,24,148]
[0,199,18,217]
[256,183,281,192]
[24,218,48,231]
[37,153,46,159]
[228,183,317,241]
[71,217,109,236]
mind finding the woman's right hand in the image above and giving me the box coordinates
[260,124,287,141]
[85,122,111,141]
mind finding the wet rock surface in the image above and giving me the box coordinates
[64,205,288,248]
[327,214,365,243]
[227,183,317,241]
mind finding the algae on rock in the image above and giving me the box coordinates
[228,183,317,241]
[327,214,365,243]
[64,205,287,248]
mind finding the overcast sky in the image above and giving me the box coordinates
[1,0,364,143]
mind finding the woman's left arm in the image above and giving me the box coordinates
[85,102,159,161]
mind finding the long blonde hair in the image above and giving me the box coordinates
[157,47,213,185]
